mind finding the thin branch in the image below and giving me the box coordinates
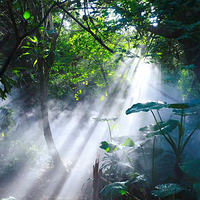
[23,2,57,38]
[0,40,21,78]
[58,13,65,35]
[7,1,19,40]
[22,0,68,38]
[0,0,67,78]
[58,5,114,53]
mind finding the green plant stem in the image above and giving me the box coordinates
[150,110,178,157]
[106,120,112,142]
[122,150,134,168]
[157,110,163,122]
[178,109,184,154]
[180,120,200,155]
[152,136,156,187]
[140,145,148,169]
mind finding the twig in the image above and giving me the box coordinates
[58,4,114,53]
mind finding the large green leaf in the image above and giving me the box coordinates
[179,160,200,178]
[168,103,195,109]
[122,138,135,147]
[193,183,200,197]
[125,101,167,115]
[173,109,196,116]
[100,141,117,153]
[139,120,179,138]
[100,181,127,197]
[151,183,186,198]
[133,147,164,158]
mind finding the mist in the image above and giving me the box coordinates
[0,54,192,200]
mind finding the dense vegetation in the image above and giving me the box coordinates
[0,0,200,199]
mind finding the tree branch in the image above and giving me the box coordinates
[58,5,114,53]
[0,0,68,78]
[7,1,19,40]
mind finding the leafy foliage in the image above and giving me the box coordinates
[125,101,167,114]
[100,181,127,197]
[179,160,200,178]
[100,141,117,153]
[151,183,186,198]
[99,101,200,199]
[122,138,134,147]
[139,120,179,138]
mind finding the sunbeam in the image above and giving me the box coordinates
[0,53,180,200]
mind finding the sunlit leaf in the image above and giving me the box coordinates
[100,141,117,153]
[179,160,200,178]
[100,95,105,101]
[23,11,31,20]
[139,120,179,138]
[126,101,167,115]
[21,52,30,56]
[27,36,38,43]
[100,182,127,197]
[21,46,30,49]
[151,183,186,198]
[33,59,37,66]
[122,138,134,147]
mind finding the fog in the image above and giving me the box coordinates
[0,55,183,199]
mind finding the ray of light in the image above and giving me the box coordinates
[0,52,179,200]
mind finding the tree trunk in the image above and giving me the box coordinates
[38,57,65,170]
[100,63,109,94]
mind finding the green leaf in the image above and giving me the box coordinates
[173,109,196,116]
[181,64,196,69]
[4,75,17,87]
[193,183,200,197]
[122,138,134,147]
[1,76,11,93]
[100,182,127,197]
[33,59,38,66]
[168,103,195,109]
[179,160,200,178]
[100,141,117,153]
[139,120,179,138]
[27,36,38,43]
[126,101,167,115]
[151,183,186,198]
[23,11,31,20]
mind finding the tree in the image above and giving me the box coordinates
[97,0,200,83]
[0,0,118,169]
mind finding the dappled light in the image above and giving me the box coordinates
[0,53,180,199]
[1,0,200,199]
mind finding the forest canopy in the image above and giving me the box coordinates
[1,1,200,199]
[0,0,200,101]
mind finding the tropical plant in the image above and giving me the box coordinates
[98,101,200,199]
